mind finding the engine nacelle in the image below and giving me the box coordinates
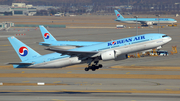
[115,54,128,61]
[101,50,116,61]
[146,22,153,25]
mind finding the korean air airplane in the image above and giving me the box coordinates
[8,33,171,71]
[114,10,177,25]
[39,25,102,49]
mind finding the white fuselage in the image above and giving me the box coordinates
[119,20,177,24]
[29,57,82,68]
[95,36,171,58]
[28,36,171,68]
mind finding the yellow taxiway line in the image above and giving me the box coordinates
[1,65,180,71]
[0,73,180,79]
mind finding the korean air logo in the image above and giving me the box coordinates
[44,33,50,39]
[19,46,28,57]
[117,14,120,18]
[112,41,117,45]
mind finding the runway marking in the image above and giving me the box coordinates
[126,72,130,74]
[96,89,102,90]
[1,73,180,79]
[53,81,61,83]
[1,83,67,86]
[166,89,172,91]
[21,71,25,73]
[0,82,3,86]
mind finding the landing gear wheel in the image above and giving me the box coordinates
[91,65,96,71]
[98,64,103,68]
[92,64,95,67]
[85,67,89,71]
[92,68,96,71]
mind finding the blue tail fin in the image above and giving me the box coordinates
[114,10,124,20]
[8,36,41,62]
[39,25,57,42]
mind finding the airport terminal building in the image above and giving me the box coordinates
[0,3,37,16]
[11,3,37,16]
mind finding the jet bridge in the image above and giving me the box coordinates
[0,22,14,31]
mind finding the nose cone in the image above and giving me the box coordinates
[174,20,177,23]
[168,37,172,42]
[163,37,172,44]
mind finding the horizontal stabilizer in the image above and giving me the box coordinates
[7,63,33,65]
[38,42,51,46]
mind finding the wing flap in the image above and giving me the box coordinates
[45,47,98,57]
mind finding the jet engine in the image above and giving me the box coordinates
[146,22,153,25]
[101,50,117,61]
[100,50,128,61]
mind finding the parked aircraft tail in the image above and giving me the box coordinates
[114,10,124,20]
[39,25,57,42]
[8,36,41,62]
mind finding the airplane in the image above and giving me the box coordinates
[7,33,171,71]
[114,10,177,26]
[39,25,102,49]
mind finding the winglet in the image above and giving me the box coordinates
[39,25,57,42]
[114,10,124,20]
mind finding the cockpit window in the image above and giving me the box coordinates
[162,35,168,37]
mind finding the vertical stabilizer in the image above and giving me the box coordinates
[8,36,41,62]
[39,25,57,42]
[114,10,124,20]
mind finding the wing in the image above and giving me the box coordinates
[138,21,152,24]
[45,47,98,59]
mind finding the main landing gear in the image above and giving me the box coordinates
[84,64,103,71]
[84,59,103,71]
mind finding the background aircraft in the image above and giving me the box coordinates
[7,32,171,71]
[39,25,102,49]
[114,10,177,26]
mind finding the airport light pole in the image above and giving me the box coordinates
[156,14,160,33]
[134,16,139,57]
[134,16,138,35]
